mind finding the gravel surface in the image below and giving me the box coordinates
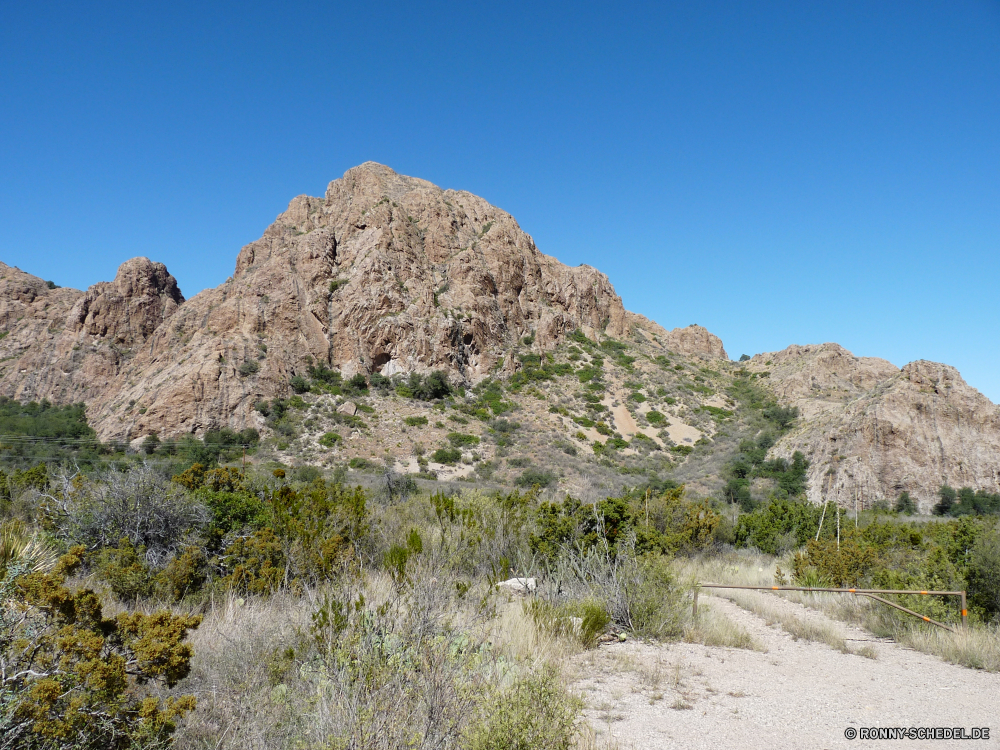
[570,593,1000,749]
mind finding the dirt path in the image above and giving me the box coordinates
[570,594,1000,749]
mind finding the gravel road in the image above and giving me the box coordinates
[571,593,1000,749]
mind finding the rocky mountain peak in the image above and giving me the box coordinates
[0,164,727,440]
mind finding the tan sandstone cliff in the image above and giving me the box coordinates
[0,162,726,441]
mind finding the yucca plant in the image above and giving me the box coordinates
[0,521,59,580]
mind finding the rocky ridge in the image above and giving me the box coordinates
[749,344,1000,512]
[0,163,725,442]
[1,164,998,511]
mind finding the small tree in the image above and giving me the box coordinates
[933,485,957,516]
[141,432,160,455]
[894,491,917,515]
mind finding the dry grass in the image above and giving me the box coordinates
[683,603,766,652]
[900,625,1000,672]
[163,566,601,750]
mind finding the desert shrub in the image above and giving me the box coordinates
[489,418,520,433]
[141,432,161,454]
[935,485,1000,516]
[199,487,270,550]
[217,528,286,595]
[967,527,1000,619]
[348,457,376,471]
[308,365,343,386]
[404,415,428,427]
[528,597,609,648]
[269,480,368,580]
[790,518,982,622]
[1,548,200,749]
[94,539,153,600]
[432,448,461,465]
[341,373,369,397]
[46,464,209,564]
[398,371,452,400]
[369,371,391,392]
[373,469,418,505]
[462,669,580,750]
[292,465,322,483]
[895,490,918,515]
[303,562,582,750]
[0,521,59,579]
[319,431,342,447]
[333,412,367,430]
[762,404,799,429]
[290,375,310,394]
[554,527,685,638]
[153,545,209,603]
[646,410,666,425]
[515,468,556,489]
[238,360,260,377]
[447,432,480,448]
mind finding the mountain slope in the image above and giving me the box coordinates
[0,163,724,442]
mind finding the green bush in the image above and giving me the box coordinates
[935,485,1000,516]
[153,545,208,602]
[629,554,686,639]
[238,360,260,377]
[398,371,452,400]
[515,468,556,489]
[447,432,480,448]
[95,539,153,600]
[646,410,666,425]
[431,448,461,465]
[319,431,342,447]
[290,375,310,394]
[3,550,200,749]
[404,415,428,427]
[967,527,1000,618]
[528,597,609,648]
[895,491,917,515]
[735,496,821,555]
[463,669,580,750]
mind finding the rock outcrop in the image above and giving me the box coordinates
[758,345,1000,512]
[0,163,724,441]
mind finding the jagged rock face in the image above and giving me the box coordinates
[0,163,724,440]
[71,258,184,345]
[231,162,635,380]
[0,258,185,415]
[626,316,728,360]
[763,346,1000,512]
[747,343,899,419]
[663,324,728,361]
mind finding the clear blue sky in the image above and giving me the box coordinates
[2,1,998,400]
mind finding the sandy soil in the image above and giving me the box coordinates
[570,594,1000,749]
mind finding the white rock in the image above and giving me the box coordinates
[496,577,537,594]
